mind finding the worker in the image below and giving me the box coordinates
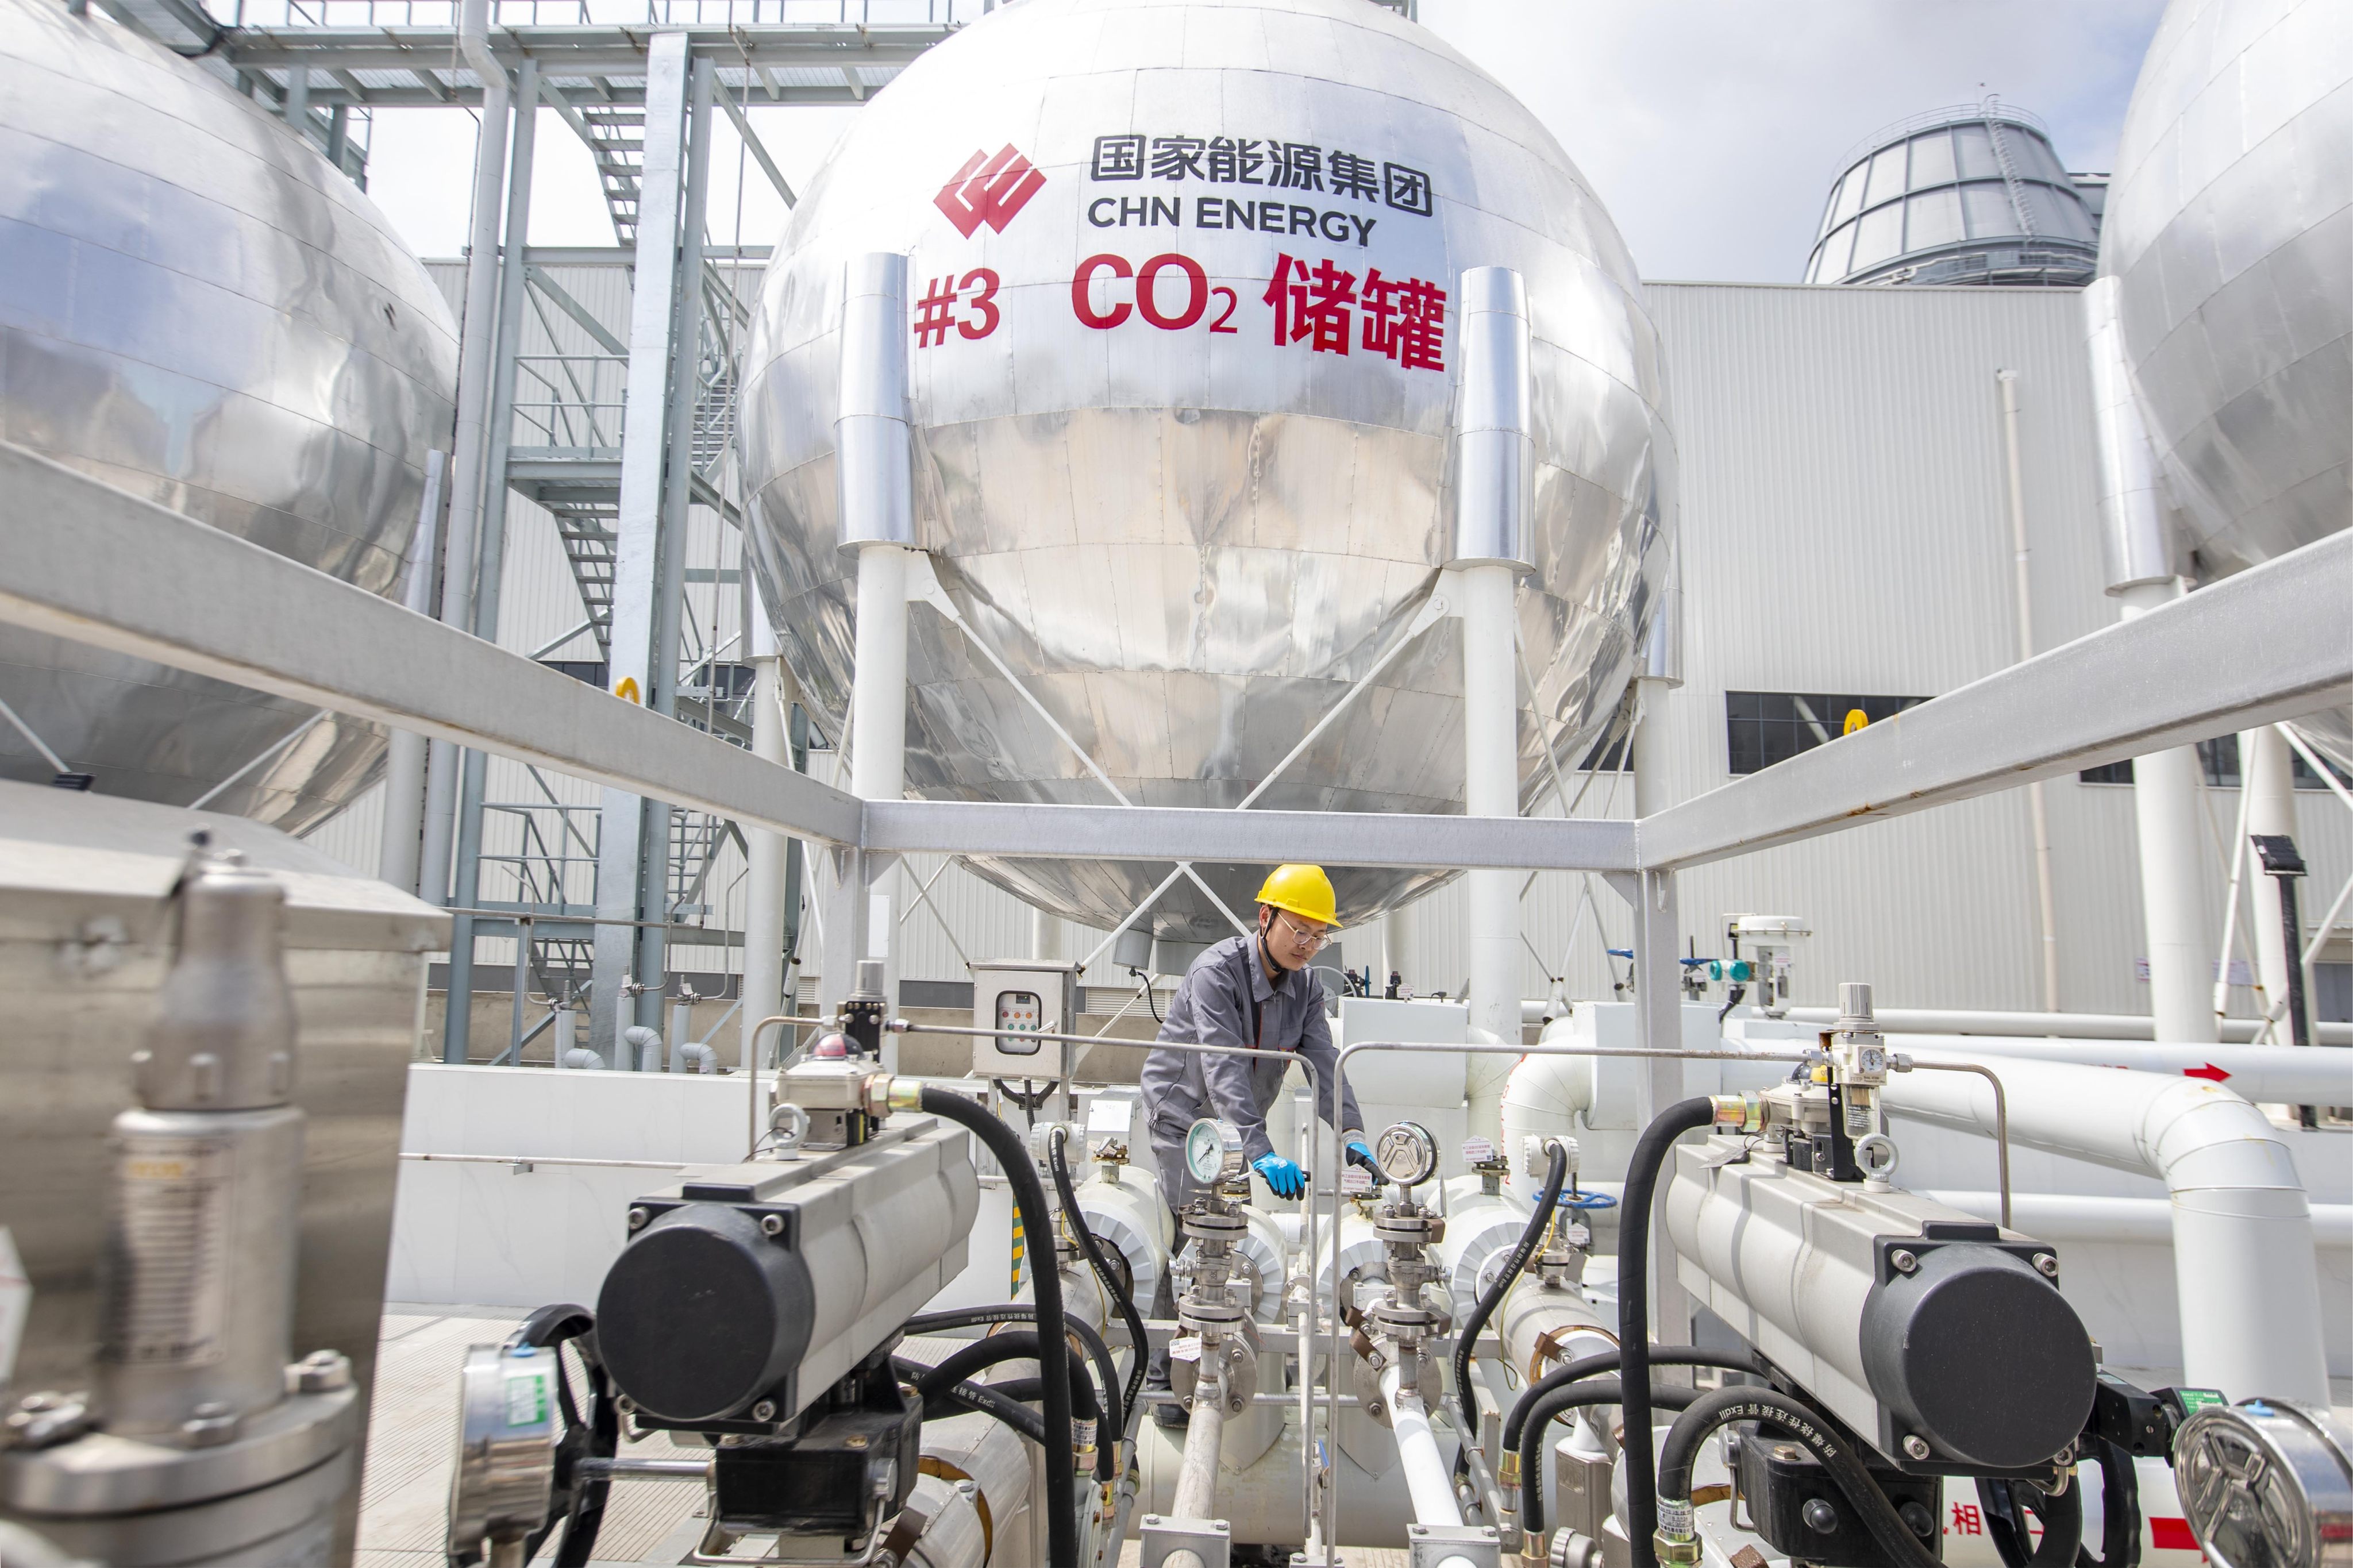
[1137,864,1377,1417]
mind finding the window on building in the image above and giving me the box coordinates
[2076,738,2350,788]
[542,659,609,687]
[1726,691,1928,775]
[2318,964,2352,1026]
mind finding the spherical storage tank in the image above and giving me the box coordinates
[2104,0,2350,768]
[0,0,459,826]
[741,0,1674,943]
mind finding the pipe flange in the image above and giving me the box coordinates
[1180,1208,1247,1246]
[1166,1326,1258,1414]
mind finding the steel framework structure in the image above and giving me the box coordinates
[64,0,964,1058]
[3,432,2347,1070]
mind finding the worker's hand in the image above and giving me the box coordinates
[1345,1138,1377,1173]
[1250,1153,1305,1200]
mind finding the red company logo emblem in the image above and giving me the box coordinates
[935,144,1046,237]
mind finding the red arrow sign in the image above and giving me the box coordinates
[2183,1063,2232,1082]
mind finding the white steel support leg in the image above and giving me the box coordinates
[741,630,795,1074]
[1609,865,1692,1343]
[2241,725,2301,1038]
[591,29,691,1064]
[824,252,916,1035]
[831,541,913,1039]
[379,449,445,895]
[1461,560,1522,1140]
[2119,581,2217,1044]
[1451,265,1534,1146]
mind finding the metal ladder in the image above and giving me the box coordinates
[1982,109,2038,238]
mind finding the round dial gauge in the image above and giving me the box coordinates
[1184,1119,1246,1185]
[1374,1122,1439,1188]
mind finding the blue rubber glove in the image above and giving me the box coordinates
[1251,1153,1304,1200]
[1345,1138,1377,1172]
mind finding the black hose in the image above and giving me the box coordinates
[915,1373,1048,1444]
[1453,1139,1570,1478]
[2074,1438,2141,1568]
[1659,1385,1947,1568]
[919,1087,1079,1568]
[1620,1097,1719,1568]
[1981,1474,2089,1568]
[900,1344,1114,1483]
[1049,1126,1151,1431]
[912,1331,1056,1400]
[897,1304,1120,1459]
[1502,1345,1764,1454]
[1515,1378,1702,1535]
[506,1304,616,1568]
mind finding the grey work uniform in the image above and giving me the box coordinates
[1139,933,1365,1216]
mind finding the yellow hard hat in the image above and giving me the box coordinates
[1253,864,1338,929]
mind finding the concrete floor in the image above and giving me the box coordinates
[358,1308,1412,1568]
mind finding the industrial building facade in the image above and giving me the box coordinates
[303,270,2350,1027]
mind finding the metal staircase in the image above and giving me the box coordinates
[579,105,648,245]
[667,810,735,922]
[548,503,621,654]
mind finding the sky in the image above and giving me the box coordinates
[361,0,2170,282]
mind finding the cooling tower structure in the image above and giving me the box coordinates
[0,0,459,828]
[1805,102,2102,288]
[2101,0,2349,769]
[740,0,1675,945]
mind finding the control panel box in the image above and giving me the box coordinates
[968,961,1083,1081]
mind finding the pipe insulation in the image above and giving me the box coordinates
[1378,1362,1463,1530]
[1171,1369,1226,1523]
[1873,1035,2353,1107]
[1881,1054,2329,1404]
[1778,1006,2352,1046]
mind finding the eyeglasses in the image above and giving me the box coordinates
[1270,911,1331,953]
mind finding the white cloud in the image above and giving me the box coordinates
[360,1,2167,280]
[1419,0,2166,282]
[364,100,860,259]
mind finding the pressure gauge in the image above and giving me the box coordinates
[1184,1119,1247,1186]
[1373,1122,1439,1188]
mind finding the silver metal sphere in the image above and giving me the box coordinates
[0,0,459,826]
[741,0,1674,941]
[2105,0,2350,765]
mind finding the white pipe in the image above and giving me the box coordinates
[1881,1052,2329,1403]
[1777,1005,2351,1046]
[562,1049,603,1070]
[1916,1191,2353,1247]
[1997,369,2062,1012]
[1876,1034,2353,1106]
[1378,1361,1462,1530]
[623,1024,663,1073]
[1171,1369,1226,1522]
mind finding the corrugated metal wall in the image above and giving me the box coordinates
[301,271,2348,1019]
